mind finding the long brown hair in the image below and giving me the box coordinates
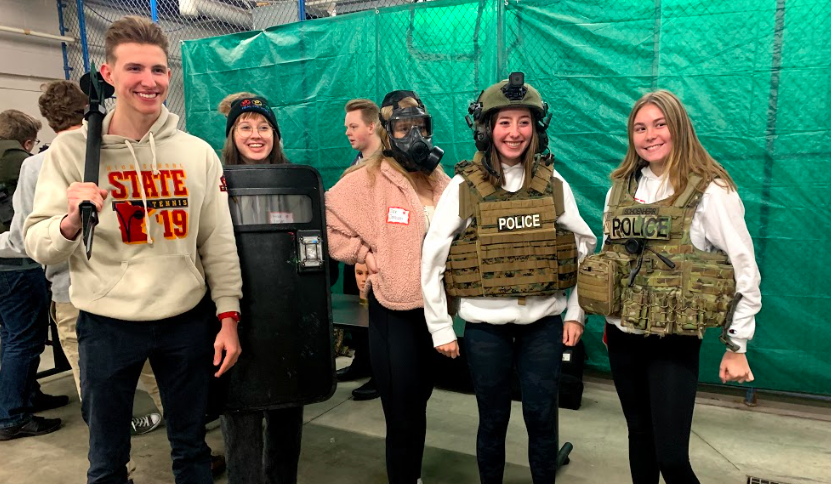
[218,92,288,166]
[484,108,539,189]
[341,96,442,187]
[611,90,736,202]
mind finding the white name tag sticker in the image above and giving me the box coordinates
[387,207,410,225]
[269,211,294,224]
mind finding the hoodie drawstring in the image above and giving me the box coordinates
[149,132,160,176]
[124,140,154,245]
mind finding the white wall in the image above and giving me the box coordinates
[0,0,67,144]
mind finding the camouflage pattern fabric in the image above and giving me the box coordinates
[444,157,577,298]
[577,174,736,337]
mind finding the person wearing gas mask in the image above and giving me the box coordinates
[421,73,596,484]
[577,90,760,484]
[326,90,450,484]
[217,91,306,484]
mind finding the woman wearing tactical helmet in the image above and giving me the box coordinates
[217,92,306,484]
[326,90,451,484]
[421,73,597,483]
[579,90,760,483]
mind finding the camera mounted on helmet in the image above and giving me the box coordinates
[380,90,444,174]
[502,71,528,101]
[466,72,554,179]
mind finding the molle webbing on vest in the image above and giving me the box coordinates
[578,173,736,338]
[445,158,577,298]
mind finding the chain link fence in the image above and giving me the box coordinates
[53,0,831,394]
[57,0,418,130]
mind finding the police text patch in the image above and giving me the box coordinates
[611,215,671,240]
[497,213,542,232]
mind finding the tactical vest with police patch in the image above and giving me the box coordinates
[577,173,736,337]
[444,156,577,299]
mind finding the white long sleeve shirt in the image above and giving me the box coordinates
[422,162,597,347]
[604,166,762,353]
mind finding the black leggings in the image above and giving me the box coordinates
[606,324,702,484]
[368,292,434,484]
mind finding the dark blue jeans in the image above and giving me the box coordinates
[77,296,215,484]
[464,315,564,484]
[0,267,49,429]
[221,407,303,484]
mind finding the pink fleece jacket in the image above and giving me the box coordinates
[326,160,450,311]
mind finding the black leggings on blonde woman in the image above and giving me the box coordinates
[367,292,434,484]
[606,323,702,484]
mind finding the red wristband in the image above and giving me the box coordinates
[218,311,241,323]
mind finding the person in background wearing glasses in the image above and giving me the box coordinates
[217,92,306,484]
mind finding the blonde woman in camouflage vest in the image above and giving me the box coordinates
[421,73,597,484]
[578,90,761,484]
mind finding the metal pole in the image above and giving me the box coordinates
[150,0,158,22]
[496,0,506,80]
[56,0,72,79]
[75,0,90,72]
[298,0,306,22]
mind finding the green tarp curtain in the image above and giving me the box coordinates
[182,0,831,395]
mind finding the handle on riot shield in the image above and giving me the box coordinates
[297,230,324,273]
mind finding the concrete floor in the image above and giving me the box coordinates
[2,357,830,484]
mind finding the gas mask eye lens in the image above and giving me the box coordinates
[390,116,431,139]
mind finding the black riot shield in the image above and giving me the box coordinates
[221,164,335,412]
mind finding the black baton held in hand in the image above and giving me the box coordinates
[79,66,114,259]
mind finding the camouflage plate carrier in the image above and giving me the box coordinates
[577,173,736,337]
[444,155,577,299]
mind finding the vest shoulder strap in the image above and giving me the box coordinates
[552,177,565,216]
[458,156,497,199]
[672,174,706,208]
[529,162,553,194]
[458,181,473,219]
[608,177,628,210]
[454,159,473,176]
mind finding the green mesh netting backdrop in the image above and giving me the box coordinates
[182,0,831,395]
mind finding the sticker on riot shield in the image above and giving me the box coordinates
[269,211,294,224]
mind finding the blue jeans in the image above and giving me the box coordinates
[464,315,564,484]
[78,296,215,484]
[221,407,303,484]
[0,267,49,429]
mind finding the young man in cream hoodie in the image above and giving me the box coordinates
[24,17,242,484]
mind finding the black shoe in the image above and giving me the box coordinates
[337,364,371,382]
[352,378,380,401]
[211,453,226,477]
[31,392,70,413]
[0,416,62,441]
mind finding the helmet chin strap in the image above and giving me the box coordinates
[480,147,502,181]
